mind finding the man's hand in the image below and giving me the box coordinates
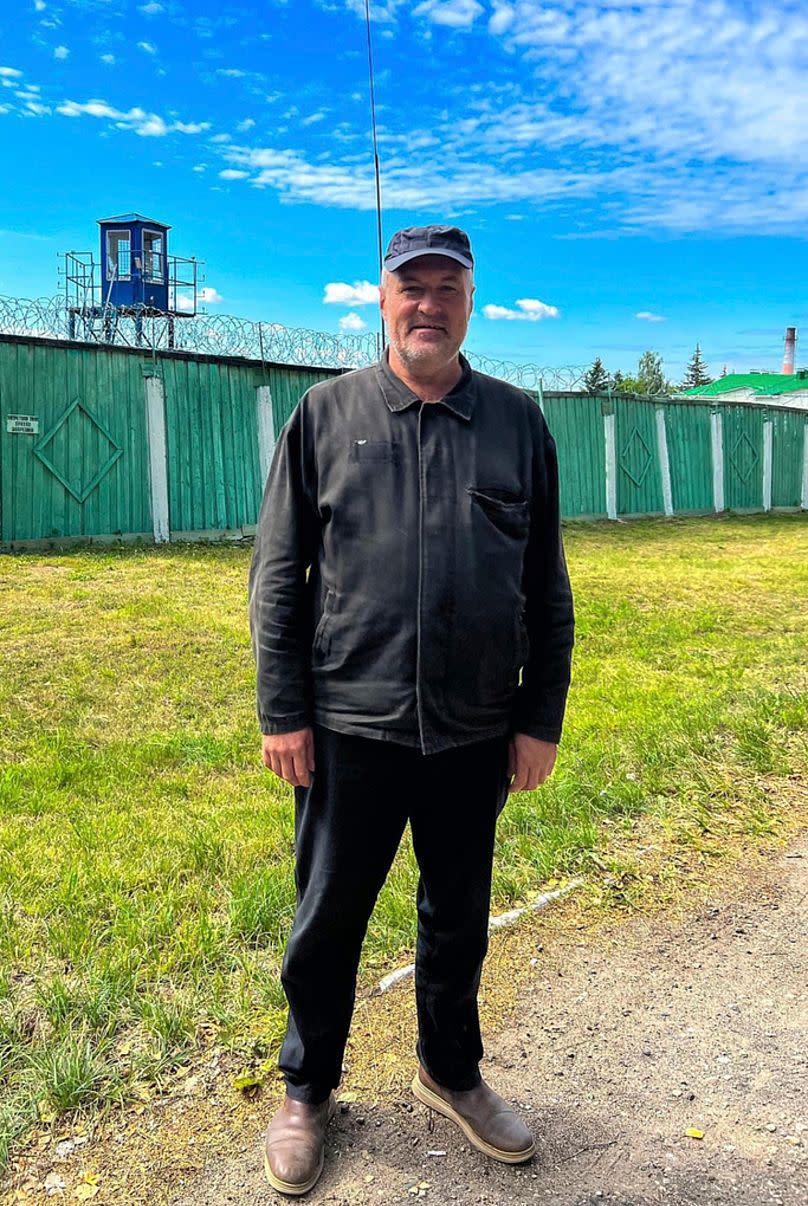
[507,732,557,793]
[262,727,315,788]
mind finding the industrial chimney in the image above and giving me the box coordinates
[783,326,797,374]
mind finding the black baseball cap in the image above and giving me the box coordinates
[384,225,474,272]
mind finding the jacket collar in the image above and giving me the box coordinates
[376,349,476,421]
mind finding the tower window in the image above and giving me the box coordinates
[143,230,164,282]
[106,230,131,280]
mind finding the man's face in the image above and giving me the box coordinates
[380,255,474,372]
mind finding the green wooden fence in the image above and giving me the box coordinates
[1,334,806,549]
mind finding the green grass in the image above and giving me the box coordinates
[1,515,806,1170]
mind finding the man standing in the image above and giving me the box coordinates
[249,225,574,1196]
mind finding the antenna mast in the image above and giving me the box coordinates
[364,0,386,353]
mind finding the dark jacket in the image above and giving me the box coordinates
[249,353,574,754]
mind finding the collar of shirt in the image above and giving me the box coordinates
[375,349,476,421]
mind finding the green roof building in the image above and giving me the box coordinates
[678,371,808,410]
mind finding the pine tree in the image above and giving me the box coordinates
[583,356,610,393]
[681,343,713,389]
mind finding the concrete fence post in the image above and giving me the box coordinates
[256,384,276,490]
[603,399,617,520]
[144,372,170,544]
[655,404,674,517]
[710,407,725,513]
[762,413,773,512]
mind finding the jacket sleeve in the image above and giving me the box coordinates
[510,407,575,744]
[248,399,320,736]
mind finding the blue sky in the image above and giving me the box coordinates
[2,0,807,381]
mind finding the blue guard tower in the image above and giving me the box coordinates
[62,213,201,348]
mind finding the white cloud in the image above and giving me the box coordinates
[487,1,808,173]
[192,163,207,172]
[0,67,23,79]
[100,53,116,65]
[488,2,514,36]
[53,45,69,59]
[139,2,163,12]
[339,312,367,332]
[323,280,379,306]
[137,41,157,55]
[301,110,327,126]
[223,142,611,211]
[636,311,666,323]
[175,286,224,312]
[34,1,47,11]
[173,120,211,134]
[342,0,405,21]
[236,117,255,132]
[217,68,246,78]
[219,168,249,179]
[483,299,559,322]
[57,98,210,138]
[21,1,808,239]
[413,0,484,29]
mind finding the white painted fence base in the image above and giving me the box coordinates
[376,879,584,994]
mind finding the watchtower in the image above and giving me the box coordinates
[61,213,201,347]
[99,214,170,311]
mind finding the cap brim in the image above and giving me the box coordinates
[384,247,473,272]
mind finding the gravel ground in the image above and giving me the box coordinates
[163,840,807,1206]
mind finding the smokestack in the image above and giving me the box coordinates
[783,326,797,374]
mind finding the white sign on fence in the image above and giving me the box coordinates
[6,414,39,435]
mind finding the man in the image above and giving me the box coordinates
[249,225,574,1196]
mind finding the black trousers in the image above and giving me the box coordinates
[278,724,511,1104]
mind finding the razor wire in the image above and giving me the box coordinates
[0,294,586,390]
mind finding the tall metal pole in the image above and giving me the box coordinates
[365,0,386,354]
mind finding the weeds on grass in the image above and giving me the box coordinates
[29,1029,123,1112]
[1,515,806,1172]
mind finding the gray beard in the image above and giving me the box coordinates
[390,335,458,372]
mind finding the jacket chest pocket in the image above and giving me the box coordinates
[350,440,398,463]
[468,487,530,539]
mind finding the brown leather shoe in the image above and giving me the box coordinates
[263,1092,337,1196]
[412,1066,535,1164]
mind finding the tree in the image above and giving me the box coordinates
[612,351,671,395]
[583,357,610,393]
[637,350,668,394]
[680,343,713,389]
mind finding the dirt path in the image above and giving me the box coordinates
[156,840,807,1206]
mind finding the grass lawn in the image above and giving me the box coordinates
[1,513,806,1173]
